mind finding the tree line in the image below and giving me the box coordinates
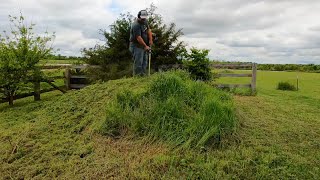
[258,63,320,72]
[212,61,320,72]
[44,54,84,60]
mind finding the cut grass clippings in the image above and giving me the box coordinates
[1,70,320,179]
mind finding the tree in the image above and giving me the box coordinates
[147,5,186,69]
[82,13,134,81]
[183,48,212,81]
[0,14,55,105]
[82,4,186,81]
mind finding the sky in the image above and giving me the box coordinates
[1,0,320,64]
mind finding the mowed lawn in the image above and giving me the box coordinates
[0,70,319,179]
[216,70,320,178]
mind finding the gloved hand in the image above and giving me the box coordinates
[144,45,151,51]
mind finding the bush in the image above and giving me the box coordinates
[277,81,296,91]
[183,48,212,81]
[97,71,236,148]
[0,14,54,105]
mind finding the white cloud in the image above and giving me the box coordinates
[0,0,115,56]
[1,0,320,64]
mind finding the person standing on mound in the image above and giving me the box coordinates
[129,10,153,76]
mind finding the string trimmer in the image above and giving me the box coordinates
[148,48,152,76]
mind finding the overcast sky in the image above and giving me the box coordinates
[1,0,320,64]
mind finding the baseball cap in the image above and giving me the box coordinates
[139,10,148,19]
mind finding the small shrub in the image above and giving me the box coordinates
[277,81,296,91]
[183,48,212,81]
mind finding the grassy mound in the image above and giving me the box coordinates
[97,71,236,148]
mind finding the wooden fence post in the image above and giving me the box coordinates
[65,68,71,90]
[34,81,41,101]
[251,63,257,93]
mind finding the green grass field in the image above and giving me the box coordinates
[0,70,319,179]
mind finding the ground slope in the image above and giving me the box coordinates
[0,71,319,179]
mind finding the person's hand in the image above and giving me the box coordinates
[149,40,153,47]
[144,45,150,51]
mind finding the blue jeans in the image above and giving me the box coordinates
[129,43,148,76]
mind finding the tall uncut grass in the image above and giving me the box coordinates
[97,71,237,148]
[277,81,297,91]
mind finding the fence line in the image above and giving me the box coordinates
[1,63,258,104]
[214,63,257,93]
[0,85,65,104]
[159,63,257,93]
[1,64,71,104]
[210,64,252,68]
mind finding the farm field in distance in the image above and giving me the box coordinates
[0,70,319,179]
[39,59,83,65]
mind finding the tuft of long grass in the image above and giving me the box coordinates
[277,81,296,91]
[97,71,237,148]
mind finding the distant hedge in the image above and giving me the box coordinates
[211,61,320,72]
